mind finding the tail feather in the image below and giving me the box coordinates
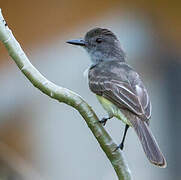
[130,117,167,168]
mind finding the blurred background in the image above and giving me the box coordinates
[0,0,181,179]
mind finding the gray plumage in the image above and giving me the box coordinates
[88,60,165,167]
[84,28,126,64]
[67,27,166,167]
[88,61,151,121]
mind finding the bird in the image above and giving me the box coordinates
[66,27,166,168]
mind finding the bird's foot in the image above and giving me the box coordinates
[114,143,124,152]
[99,117,108,126]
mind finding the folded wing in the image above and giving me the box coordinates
[88,61,151,121]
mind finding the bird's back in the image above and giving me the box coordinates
[88,61,151,121]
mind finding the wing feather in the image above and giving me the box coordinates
[88,61,151,120]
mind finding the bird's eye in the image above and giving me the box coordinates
[96,38,102,43]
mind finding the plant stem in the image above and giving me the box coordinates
[0,9,131,180]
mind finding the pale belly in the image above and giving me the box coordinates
[96,95,132,126]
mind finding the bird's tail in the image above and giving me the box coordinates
[129,117,167,168]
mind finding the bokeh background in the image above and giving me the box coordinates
[0,0,181,179]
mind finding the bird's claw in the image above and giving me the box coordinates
[114,143,124,152]
[99,118,108,126]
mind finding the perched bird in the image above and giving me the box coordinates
[67,28,166,167]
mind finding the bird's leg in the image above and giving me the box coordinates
[99,115,113,126]
[115,124,129,151]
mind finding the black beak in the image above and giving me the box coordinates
[66,39,86,46]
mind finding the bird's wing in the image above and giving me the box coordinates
[88,61,151,119]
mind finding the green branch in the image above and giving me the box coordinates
[0,9,131,180]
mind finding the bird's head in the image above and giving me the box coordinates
[67,28,125,64]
